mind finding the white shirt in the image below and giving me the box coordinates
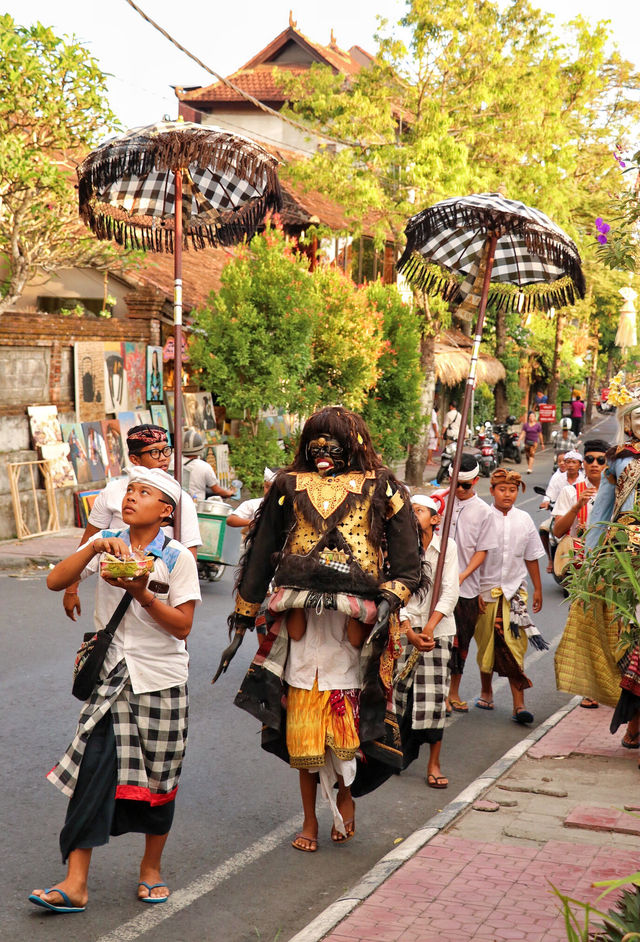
[480,505,545,601]
[443,408,462,439]
[400,534,459,638]
[80,528,201,694]
[552,481,597,538]
[284,609,361,691]
[447,493,499,598]
[88,473,202,548]
[545,469,584,504]
[181,456,219,501]
[234,497,263,522]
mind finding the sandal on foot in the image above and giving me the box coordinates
[426,773,449,789]
[28,888,86,914]
[622,731,640,750]
[138,882,169,904]
[331,817,355,844]
[291,834,318,853]
[450,698,469,713]
[512,709,534,725]
[579,698,599,709]
[475,697,494,711]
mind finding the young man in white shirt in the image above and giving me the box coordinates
[395,495,459,789]
[445,455,499,713]
[552,440,608,540]
[442,401,462,443]
[539,450,584,572]
[226,467,276,531]
[181,428,235,502]
[64,425,201,621]
[30,467,200,913]
[475,469,545,724]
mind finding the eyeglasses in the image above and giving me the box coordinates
[584,455,606,465]
[456,480,473,490]
[139,445,173,459]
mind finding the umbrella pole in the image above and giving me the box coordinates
[173,169,183,540]
[429,231,498,610]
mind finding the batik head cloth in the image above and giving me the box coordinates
[490,468,525,491]
[126,424,168,455]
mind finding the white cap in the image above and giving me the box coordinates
[128,467,182,507]
[264,467,277,483]
[411,495,440,513]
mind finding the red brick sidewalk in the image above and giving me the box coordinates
[320,705,640,942]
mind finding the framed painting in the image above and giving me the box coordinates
[103,341,127,415]
[102,419,124,477]
[61,421,92,485]
[82,421,108,481]
[147,345,164,402]
[124,341,146,411]
[74,342,106,422]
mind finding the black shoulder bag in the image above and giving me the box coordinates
[72,592,133,701]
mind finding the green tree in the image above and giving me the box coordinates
[0,17,124,314]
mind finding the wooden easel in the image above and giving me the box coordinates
[6,459,60,539]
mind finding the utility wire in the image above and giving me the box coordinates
[123,0,383,150]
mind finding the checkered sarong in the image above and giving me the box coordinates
[47,660,188,804]
[394,639,452,731]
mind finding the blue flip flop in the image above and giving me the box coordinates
[28,888,86,913]
[138,881,170,904]
[512,709,534,725]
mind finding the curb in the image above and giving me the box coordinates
[288,694,582,942]
[0,553,63,571]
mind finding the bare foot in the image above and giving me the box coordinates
[30,880,88,909]
[138,867,169,902]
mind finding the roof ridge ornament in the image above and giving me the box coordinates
[289,10,297,28]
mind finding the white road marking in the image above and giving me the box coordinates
[95,814,300,942]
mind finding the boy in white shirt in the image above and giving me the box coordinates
[30,467,200,913]
[395,496,459,789]
[475,469,545,724]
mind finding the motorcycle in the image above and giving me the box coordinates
[474,421,502,477]
[436,439,457,484]
[494,417,522,464]
[533,484,570,594]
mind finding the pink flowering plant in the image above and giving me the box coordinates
[594,147,640,272]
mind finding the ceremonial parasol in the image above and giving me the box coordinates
[398,192,585,602]
[77,119,282,534]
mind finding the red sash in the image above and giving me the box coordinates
[574,480,590,529]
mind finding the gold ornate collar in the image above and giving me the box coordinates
[293,470,375,519]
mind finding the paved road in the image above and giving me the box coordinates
[1,415,615,942]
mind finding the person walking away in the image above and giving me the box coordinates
[445,454,499,714]
[63,425,201,621]
[394,496,459,788]
[180,428,235,502]
[475,469,545,724]
[538,450,584,573]
[442,402,462,444]
[518,411,544,474]
[570,394,586,436]
[553,439,609,708]
[426,401,440,466]
[226,467,276,532]
[29,467,200,912]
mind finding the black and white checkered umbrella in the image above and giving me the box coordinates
[397,193,585,312]
[77,120,282,250]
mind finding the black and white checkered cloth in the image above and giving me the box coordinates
[78,120,282,250]
[394,639,453,731]
[47,660,188,802]
[398,193,585,312]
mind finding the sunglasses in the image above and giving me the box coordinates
[139,445,173,459]
[456,480,473,490]
[584,455,606,465]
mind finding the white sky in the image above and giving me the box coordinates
[5,0,640,130]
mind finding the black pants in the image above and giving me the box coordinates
[60,712,174,863]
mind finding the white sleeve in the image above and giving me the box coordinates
[204,462,218,487]
[167,548,202,607]
[523,517,546,561]
[545,473,564,503]
[476,508,499,552]
[178,495,202,548]
[552,485,575,517]
[434,540,460,617]
[87,487,112,529]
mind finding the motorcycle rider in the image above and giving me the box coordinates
[553,418,580,464]
[538,450,584,573]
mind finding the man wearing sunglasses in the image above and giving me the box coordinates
[63,425,201,621]
[551,441,609,541]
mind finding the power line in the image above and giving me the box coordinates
[122,0,382,150]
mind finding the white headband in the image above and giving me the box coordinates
[455,463,480,482]
[264,467,276,483]
[411,495,439,513]
[563,450,583,462]
[128,467,182,507]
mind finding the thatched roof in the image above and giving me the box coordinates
[435,329,506,387]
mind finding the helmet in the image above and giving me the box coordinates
[560,418,572,430]
[182,427,205,456]
[506,415,517,425]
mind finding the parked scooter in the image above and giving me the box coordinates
[474,421,502,477]
[436,439,457,484]
[494,415,522,464]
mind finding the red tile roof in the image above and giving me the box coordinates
[178,66,306,105]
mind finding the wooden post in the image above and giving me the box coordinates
[173,169,184,540]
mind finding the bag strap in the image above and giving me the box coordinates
[103,591,134,641]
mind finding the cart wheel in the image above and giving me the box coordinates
[209,564,225,582]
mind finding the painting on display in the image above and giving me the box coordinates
[75,490,100,528]
[182,392,201,429]
[150,404,171,440]
[135,409,152,426]
[82,421,109,481]
[28,405,76,488]
[102,419,124,477]
[196,392,217,431]
[117,411,138,449]
[147,346,163,402]
[74,342,106,422]
[103,341,127,415]
[164,390,183,435]
[60,421,92,485]
[124,342,146,411]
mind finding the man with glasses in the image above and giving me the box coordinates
[551,440,609,541]
[63,425,201,621]
[445,454,498,714]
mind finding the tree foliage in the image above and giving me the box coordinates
[0,16,121,314]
